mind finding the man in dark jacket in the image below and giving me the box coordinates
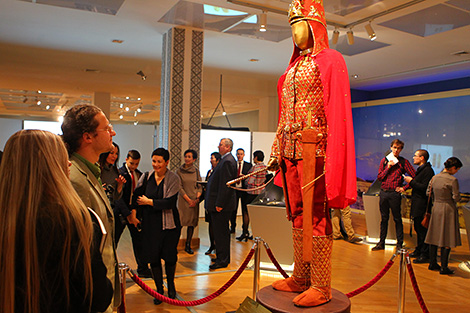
[114,150,151,277]
[400,149,434,263]
[205,138,237,269]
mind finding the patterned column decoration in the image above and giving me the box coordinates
[189,30,203,159]
[159,27,203,171]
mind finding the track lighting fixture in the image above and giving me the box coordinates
[136,70,146,80]
[259,11,267,32]
[365,22,377,41]
[332,28,339,45]
[347,29,354,45]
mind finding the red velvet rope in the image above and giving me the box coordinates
[264,245,289,278]
[406,262,430,313]
[346,258,395,298]
[128,248,255,306]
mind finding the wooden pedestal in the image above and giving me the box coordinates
[256,287,351,313]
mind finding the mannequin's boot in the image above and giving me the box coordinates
[151,263,164,305]
[272,228,310,293]
[440,247,454,275]
[165,263,178,299]
[293,235,332,307]
[428,245,441,271]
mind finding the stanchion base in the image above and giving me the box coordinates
[256,287,350,313]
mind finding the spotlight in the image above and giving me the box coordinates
[134,121,139,126]
[119,103,123,108]
[119,114,123,119]
[137,106,142,113]
[137,97,141,101]
[365,22,376,41]
[222,111,227,116]
[45,105,50,110]
[125,106,130,112]
[37,100,41,105]
[259,11,267,32]
[332,28,339,45]
[347,29,354,45]
[134,111,137,117]
[137,71,146,81]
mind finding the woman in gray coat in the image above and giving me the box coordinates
[177,149,202,254]
[425,157,463,275]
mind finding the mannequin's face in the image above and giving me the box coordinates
[291,20,314,50]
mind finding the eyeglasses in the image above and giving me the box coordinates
[96,124,114,133]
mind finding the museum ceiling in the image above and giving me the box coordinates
[0,0,469,123]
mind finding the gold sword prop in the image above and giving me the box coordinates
[226,167,269,187]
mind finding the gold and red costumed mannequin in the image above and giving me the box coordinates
[267,0,357,307]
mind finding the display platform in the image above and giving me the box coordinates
[256,287,350,313]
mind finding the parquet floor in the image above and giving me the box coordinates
[116,212,470,313]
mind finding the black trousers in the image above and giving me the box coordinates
[379,190,403,245]
[231,190,248,230]
[115,218,148,272]
[413,214,429,257]
[211,208,232,265]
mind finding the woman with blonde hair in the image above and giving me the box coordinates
[0,130,112,313]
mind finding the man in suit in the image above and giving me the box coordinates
[61,104,120,313]
[399,149,434,263]
[205,138,237,270]
[231,148,252,234]
[114,150,151,277]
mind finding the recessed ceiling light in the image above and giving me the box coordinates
[112,39,124,44]
[352,74,359,79]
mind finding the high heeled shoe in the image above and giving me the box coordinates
[205,247,215,255]
[236,233,250,242]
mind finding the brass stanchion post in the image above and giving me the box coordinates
[397,249,406,313]
[252,238,261,299]
[118,263,130,313]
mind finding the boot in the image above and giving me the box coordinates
[151,263,164,305]
[165,263,177,299]
[272,228,310,293]
[185,227,194,254]
[293,235,332,307]
[440,247,454,275]
[428,245,441,271]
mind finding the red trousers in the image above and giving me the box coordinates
[279,157,332,236]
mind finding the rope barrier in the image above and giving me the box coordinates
[262,241,289,279]
[346,254,396,298]
[121,238,431,312]
[128,247,255,306]
[405,256,430,313]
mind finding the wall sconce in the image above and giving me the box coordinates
[137,70,147,80]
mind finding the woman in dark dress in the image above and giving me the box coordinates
[203,152,221,255]
[425,157,463,275]
[134,148,181,304]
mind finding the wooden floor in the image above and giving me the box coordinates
[116,212,470,313]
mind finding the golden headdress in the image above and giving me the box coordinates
[288,0,329,59]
